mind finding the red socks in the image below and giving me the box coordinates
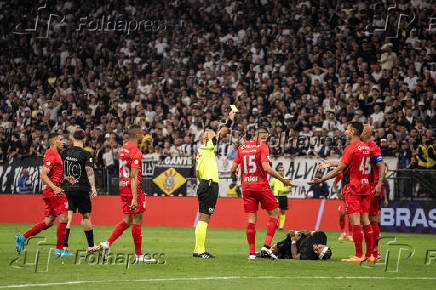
[23,221,48,239]
[132,224,142,255]
[348,220,353,236]
[246,223,256,254]
[352,225,363,257]
[264,217,279,247]
[363,225,373,258]
[371,221,380,256]
[56,222,67,250]
[339,217,345,233]
[108,221,129,246]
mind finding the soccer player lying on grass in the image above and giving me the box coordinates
[256,230,332,260]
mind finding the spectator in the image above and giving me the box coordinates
[308,172,330,199]
[17,169,32,194]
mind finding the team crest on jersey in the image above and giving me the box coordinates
[152,168,186,195]
[134,160,139,165]
[46,161,51,166]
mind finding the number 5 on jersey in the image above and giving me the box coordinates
[359,157,371,175]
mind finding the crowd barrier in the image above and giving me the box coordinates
[0,195,339,230]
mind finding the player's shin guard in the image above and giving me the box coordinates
[363,225,373,258]
[23,221,48,239]
[279,214,286,229]
[246,223,256,254]
[194,221,208,253]
[370,221,380,256]
[107,221,129,246]
[131,225,142,255]
[352,225,363,257]
[56,223,67,250]
[264,217,279,247]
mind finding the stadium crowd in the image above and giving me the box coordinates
[0,0,435,171]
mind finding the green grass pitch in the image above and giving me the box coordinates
[0,224,435,289]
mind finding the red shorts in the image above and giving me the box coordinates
[121,193,146,214]
[369,184,384,216]
[338,200,346,212]
[242,187,278,213]
[43,195,68,217]
[345,194,370,214]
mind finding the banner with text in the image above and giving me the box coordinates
[150,156,195,196]
[0,157,42,194]
[380,200,436,234]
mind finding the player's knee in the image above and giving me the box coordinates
[82,213,90,220]
[270,208,280,218]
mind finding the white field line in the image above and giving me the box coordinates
[1,276,436,288]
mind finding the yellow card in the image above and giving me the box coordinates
[230,105,239,112]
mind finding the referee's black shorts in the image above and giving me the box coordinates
[65,191,92,214]
[197,179,219,215]
[277,196,288,210]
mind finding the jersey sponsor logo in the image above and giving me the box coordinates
[208,207,214,214]
[65,156,78,162]
[152,168,186,195]
[244,176,258,182]
[358,145,370,151]
[120,180,129,187]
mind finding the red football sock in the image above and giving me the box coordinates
[339,217,345,233]
[246,223,256,254]
[371,221,380,256]
[363,224,373,258]
[23,221,47,239]
[131,224,142,255]
[264,217,279,247]
[352,225,363,257]
[107,221,129,246]
[56,222,67,250]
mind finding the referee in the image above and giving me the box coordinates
[271,166,292,230]
[61,129,99,253]
[193,111,235,259]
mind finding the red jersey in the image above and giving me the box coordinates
[234,139,271,191]
[367,140,383,186]
[42,149,64,197]
[340,140,371,195]
[118,142,142,196]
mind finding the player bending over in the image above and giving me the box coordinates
[231,127,292,260]
[15,133,76,257]
[61,129,99,253]
[99,125,155,263]
[256,230,332,260]
[309,122,373,262]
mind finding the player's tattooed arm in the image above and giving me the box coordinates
[85,166,97,199]
[290,233,301,260]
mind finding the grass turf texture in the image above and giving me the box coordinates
[0,224,435,289]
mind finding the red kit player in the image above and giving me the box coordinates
[309,122,373,262]
[361,124,386,259]
[99,125,155,263]
[333,173,353,242]
[15,133,76,256]
[231,128,291,260]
